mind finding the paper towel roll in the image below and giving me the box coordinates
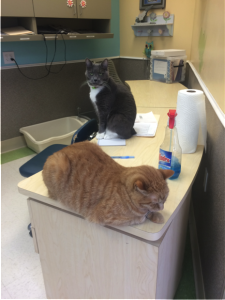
[176,89,207,154]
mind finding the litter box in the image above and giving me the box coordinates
[20,116,87,153]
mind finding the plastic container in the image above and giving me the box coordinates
[20,116,87,153]
[150,49,187,83]
[158,110,182,180]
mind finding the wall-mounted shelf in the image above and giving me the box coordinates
[1,17,113,42]
[1,33,114,42]
[131,14,174,37]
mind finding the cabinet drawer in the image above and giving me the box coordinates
[33,0,78,18]
[78,0,111,19]
[1,0,34,17]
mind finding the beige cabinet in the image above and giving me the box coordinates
[33,0,111,19]
[1,0,112,41]
[77,0,111,19]
[33,0,78,18]
[1,0,35,17]
[26,189,191,299]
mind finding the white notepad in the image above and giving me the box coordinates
[98,139,126,146]
[134,112,160,137]
[134,122,158,136]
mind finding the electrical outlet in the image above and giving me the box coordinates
[3,52,15,64]
[203,168,208,192]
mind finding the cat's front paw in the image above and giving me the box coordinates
[96,132,105,139]
[146,212,164,224]
[104,132,119,139]
[103,134,112,140]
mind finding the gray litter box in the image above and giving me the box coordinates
[20,116,87,153]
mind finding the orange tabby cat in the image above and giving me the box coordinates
[42,141,174,226]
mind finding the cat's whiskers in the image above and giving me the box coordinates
[102,81,111,91]
[80,80,88,88]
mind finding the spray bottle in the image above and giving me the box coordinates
[158,109,182,180]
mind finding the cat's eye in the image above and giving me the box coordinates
[90,73,93,75]
[99,73,103,76]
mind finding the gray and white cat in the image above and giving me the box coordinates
[85,58,137,139]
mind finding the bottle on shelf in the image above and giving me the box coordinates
[158,109,182,180]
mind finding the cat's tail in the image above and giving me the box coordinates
[43,151,71,194]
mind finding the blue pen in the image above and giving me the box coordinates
[111,156,135,159]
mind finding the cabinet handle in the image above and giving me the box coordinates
[73,3,76,15]
[20,38,30,40]
[31,226,39,254]
[45,36,58,39]
[86,36,95,38]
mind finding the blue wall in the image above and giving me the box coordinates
[1,0,120,67]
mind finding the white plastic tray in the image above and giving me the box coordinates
[20,116,87,153]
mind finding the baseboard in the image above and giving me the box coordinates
[1,136,27,153]
[119,56,148,60]
[1,56,148,70]
[189,201,206,299]
[1,56,120,70]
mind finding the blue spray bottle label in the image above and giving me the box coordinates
[159,149,172,170]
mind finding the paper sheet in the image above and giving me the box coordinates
[134,123,158,136]
[98,139,126,146]
[2,26,34,35]
[154,60,167,75]
[135,112,157,123]
[134,112,159,137]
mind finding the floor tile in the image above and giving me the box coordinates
[3,267,46,299]
[1,156,46,298]
[1,285,12,299]
[7,155,36,173]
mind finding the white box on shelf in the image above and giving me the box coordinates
[150,49,187,84]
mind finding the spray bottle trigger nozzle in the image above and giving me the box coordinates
[167,109,177,129]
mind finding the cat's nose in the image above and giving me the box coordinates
[93,78,98,82]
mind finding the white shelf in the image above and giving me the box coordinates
[132,14,174,37]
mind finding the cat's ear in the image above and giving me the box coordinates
[159,169,174,180]
[134,180,144,190]
[134,180,147,193]
[85,58,92,69]
[134,180,149,196]
[101,59,108,70]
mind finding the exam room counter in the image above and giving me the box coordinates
[18,80,204,299]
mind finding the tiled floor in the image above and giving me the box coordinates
[1,155,46,299]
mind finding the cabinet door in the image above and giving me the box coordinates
[77,0,111,19]
[1,0,34,17]
[33,0,78,18]
[30,200,158,299]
